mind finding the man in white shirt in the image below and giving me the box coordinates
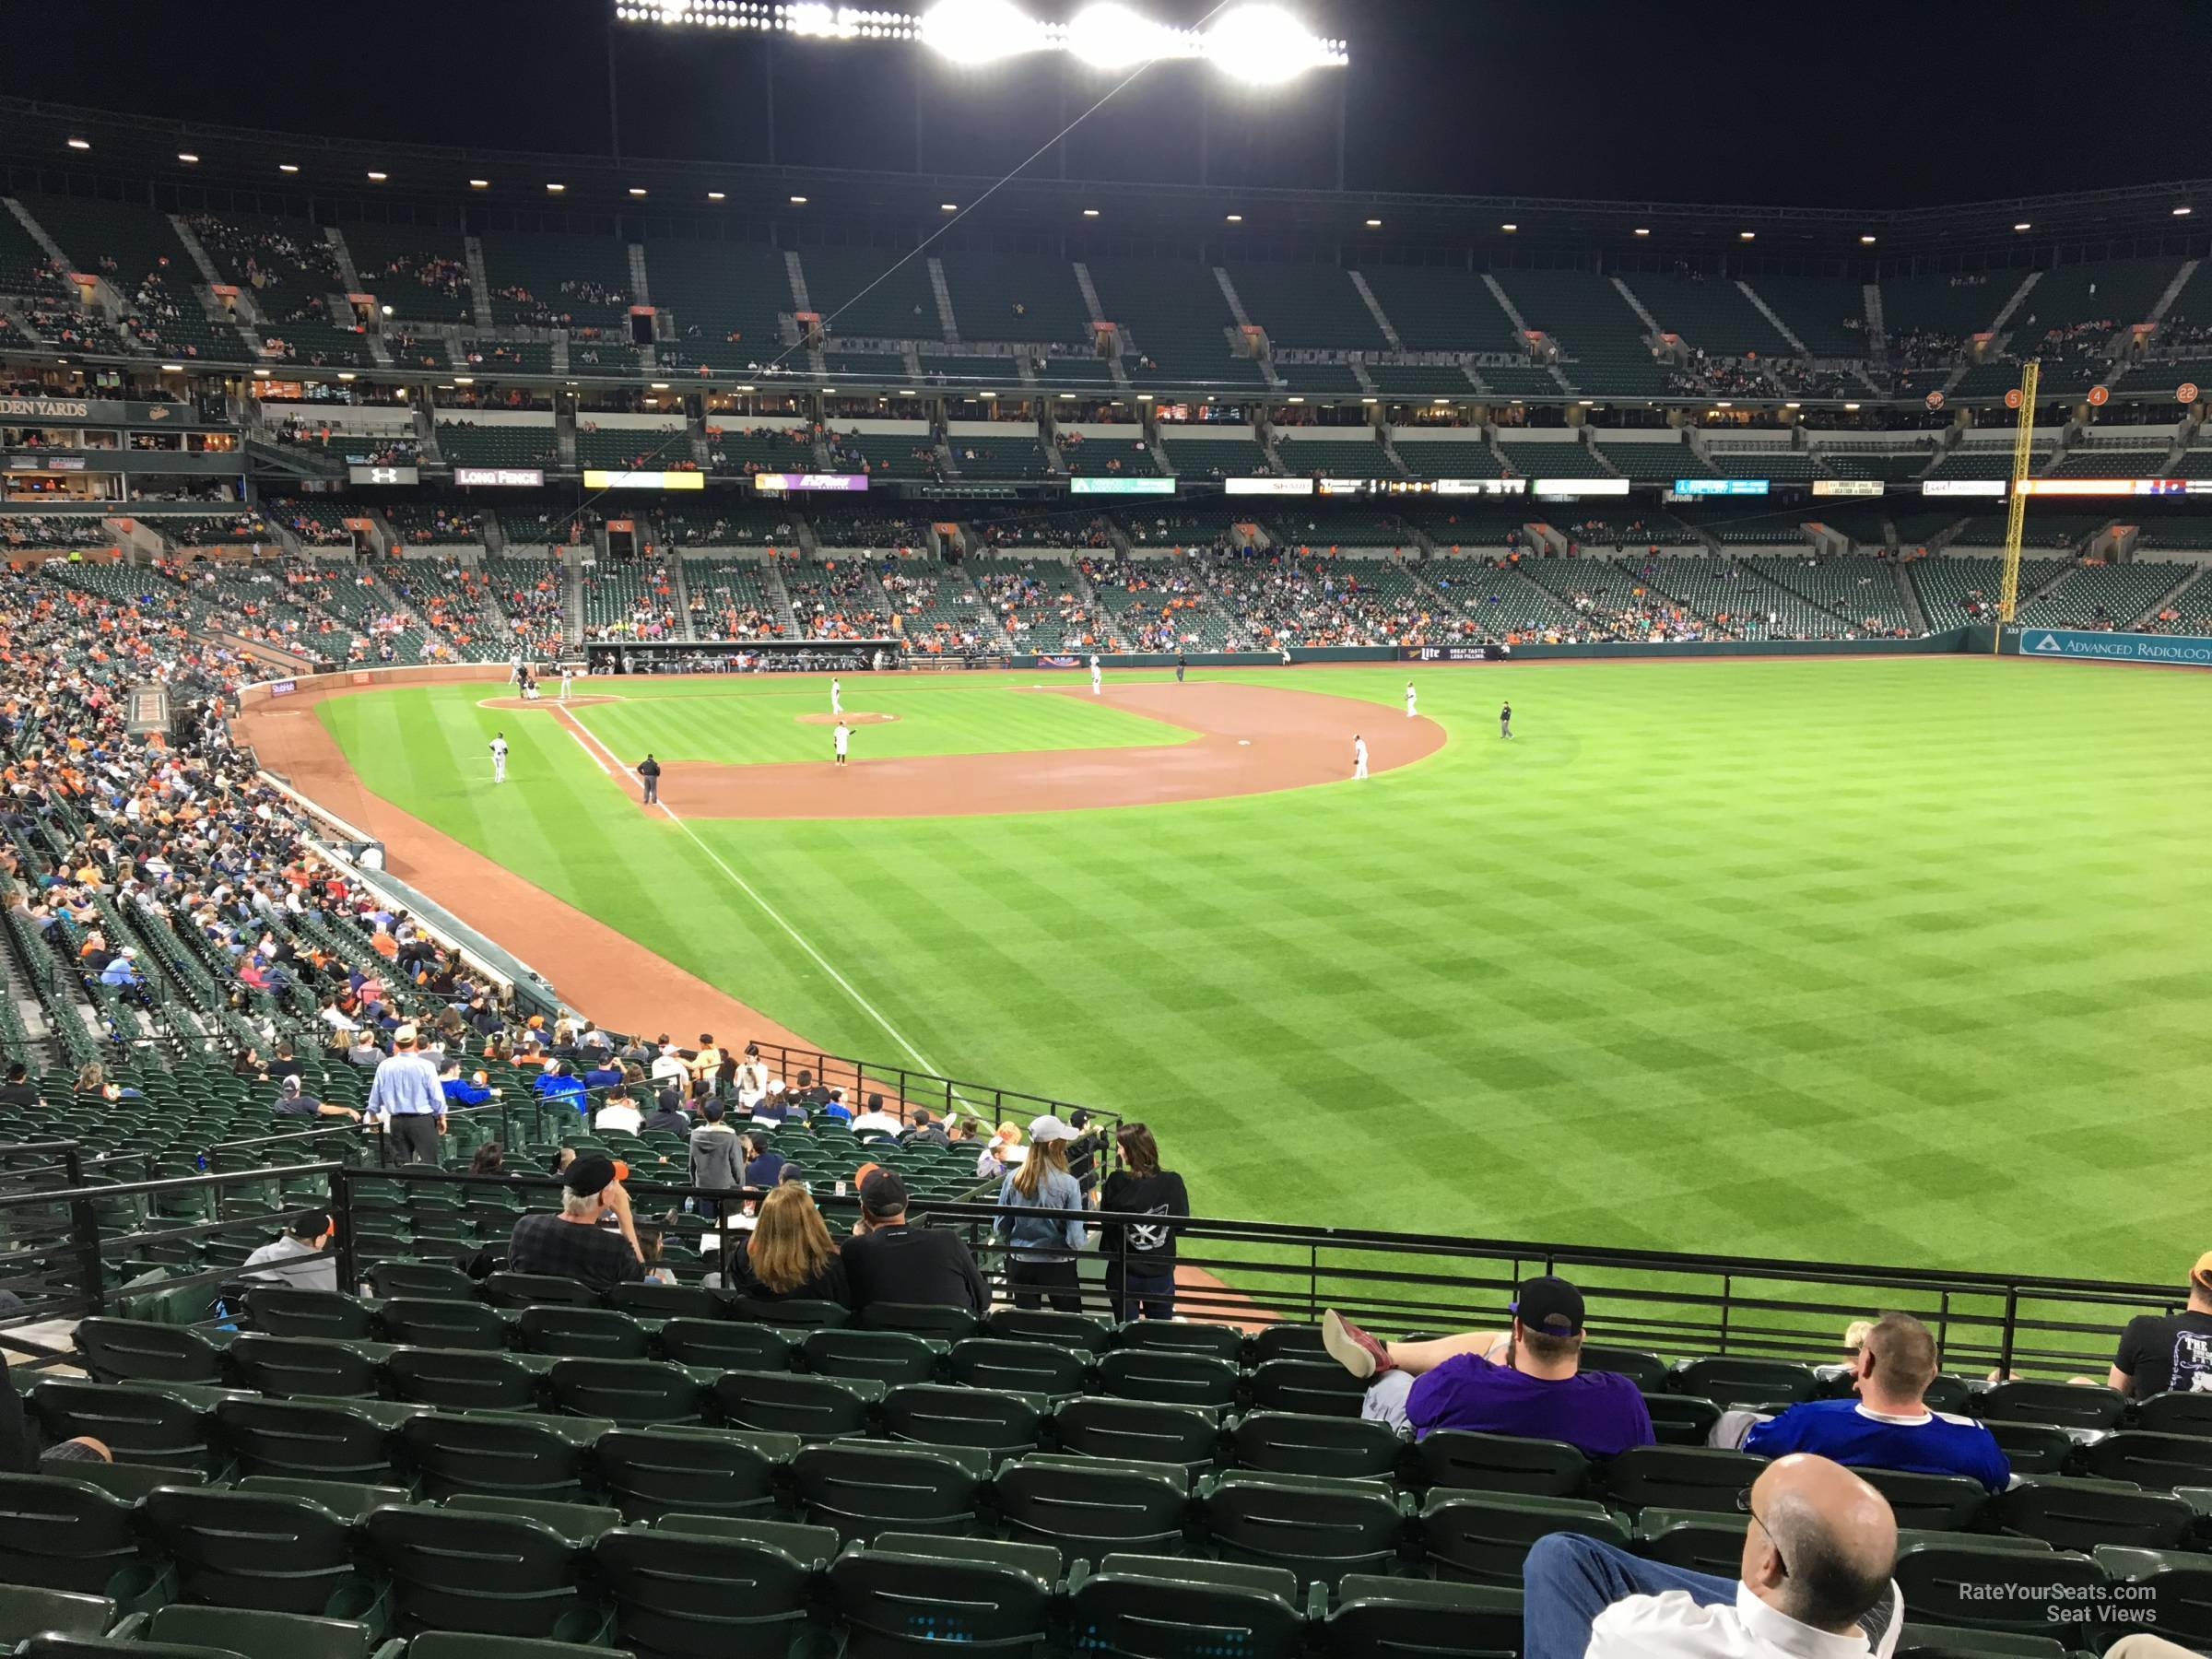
[489,733,508,783]
[850,1093,905,1137]
[830,677,843,716]
[1522,1453,1900,1659]
[1352,735,1369,780]
[594,1089,643,1135]
[649,1041,690,1091]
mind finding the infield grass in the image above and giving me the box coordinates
[317,659,2212,1286]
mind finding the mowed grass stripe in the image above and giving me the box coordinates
[320,659,2212,1282]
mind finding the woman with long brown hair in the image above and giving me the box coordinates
[730,1182,850,1306]
[1100,1123,1190,1322]
[993,1115,1088,1311]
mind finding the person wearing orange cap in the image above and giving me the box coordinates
[2108,1252,2212,1397]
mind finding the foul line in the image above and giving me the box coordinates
[554,707,947,1078]
[562,725,613,776]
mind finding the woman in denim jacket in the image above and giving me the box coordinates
[994,1114,1088,1311]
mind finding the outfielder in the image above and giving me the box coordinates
[1351,734,1369,781]
[1089,653,1102,696]
[1500,700,1513,739]
[832,721,850,767]
[830,677,843,716]
[489,732,509,783]
[1405,680,1418,719]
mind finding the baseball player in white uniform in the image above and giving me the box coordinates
[489,733,509,783]
[1089,653,1102,695]
[559,665,574,700]
[832,721,850,767]
[1405,681,1418,719]
[1351,735,1369,780]
[830,677,843,716]
[508,652,523,687]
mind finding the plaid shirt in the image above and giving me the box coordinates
[506,1213,646,1294]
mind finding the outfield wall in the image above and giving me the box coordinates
[1016,632,1977,668]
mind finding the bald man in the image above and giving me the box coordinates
[1523,1453,1901,1659]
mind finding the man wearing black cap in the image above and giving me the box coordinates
[1321,1276,1653,1459]
[240,1209,340,1294]
[841,1168,989,1317]
[505,1154,648,1294]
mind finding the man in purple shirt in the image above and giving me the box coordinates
[1323,1275,1654,1459]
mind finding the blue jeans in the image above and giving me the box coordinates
[1522,1534,1734,1659]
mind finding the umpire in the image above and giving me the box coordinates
[366,1023,446,1165]
[638,753,662,806]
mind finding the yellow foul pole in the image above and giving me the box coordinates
[1994,358,2041,653]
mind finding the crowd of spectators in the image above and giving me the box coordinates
[786,559,889,640]
[494,279,629,331]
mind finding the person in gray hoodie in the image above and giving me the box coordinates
[688,1099,747,1218]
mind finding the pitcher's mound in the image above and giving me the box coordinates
[795,711,898,725]
[480,694,624,710]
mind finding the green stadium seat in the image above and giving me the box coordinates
[734,1297,847,1329]
[2136,1393,2212,1440]
[790,1440,988,1543]
[1418,1489,1627,1584]
[377,1300,508,1351]
[137,1606,382,1659]
[591,1426,795,1524]
[1855,1467,1991,1532]
[947,1337,1088,1397]
[0,1587,115,1645]
[30,1382,219,1475]
[1245,1359,1366,1418]
[1892,1625,2077,1659]
[364,1504,598,1641]
[1644,1394,1724,1447]
[1994,1477,2196,1552]
[1052,1396,1220,1470]
[654,1319,794,1372]
[984,1309,1112,1353]
[1985,1420,2079,1477]
[46,1460,206,1502]
[2091,1545,2212,1646]
[1973,1382,2125,1432]
[231,1477,413,1521]
[1415,1430,1590,1497]
[858,1302,982,1342]
[994,1453,1188,1563]
[1195,1470,1406,1589]
[711,1371,880,1441]
[1637,1506,1750,1576]
[140,1485,374,1618]
[1228,1411,1402,1481]
[2081,1430,2212,1489]
[406,1637,614,1659]
[513,1307,648,1361]
[1670,1357,1822,1408]
[385,1347,542,1413]
[228,1335,382,1399]
[1602,1445,1765,1512]
[800,1328,941,1388]
[1096,1348,1241,1411]
[1250,1326,1327,1365]
[651,1515,841,1565]
[440,1495,624,1545]
[242,1289,375,1342]
[1068,1553,1304,1659]
[0,1474,160,1604]
[1892,1541,2102,1634]
[879,1383,1046,1453]
[606,1281,723,1322]
[211,1397,406,1483]
[367,1264,477,1301]
[71,1320,226,1386]
[483,1274,602,1312]
[1115,1322,1243,1364]
[1582,1345,1671,1392]
[828,1536,1055,1659]
[593,1524,814,1659]
[398,1412,599,1501]
[1323,1575,1524,1659]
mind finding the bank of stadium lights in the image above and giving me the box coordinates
[66,137,89,150]
[1738,230,1755,241]
[1632,226,1650,236]
[2014,221,2030,231]
[279,163,300,173]
[368,171,388,181]
[470,179,490,188]
[629,187,648,196]
[2176,206,2194,217]
[1860,234,1877,244]
[708,191,726,200]
[614,0,1347,82]
[177,152,199,164]
[1364,218,1381,227]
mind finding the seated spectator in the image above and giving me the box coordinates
[582,1053,626,1090]
[1734,1312,2008,1492]
[900,1107,950,1148]
[0,1064,40,1109]
[1321,1277,1654,1457]
[649,1041,689,1091]
[2108,1250,2212,1397]
[841,1169,989,1316]
[239,1209,339,1293]
[741,1131,786,1189]
[1521,1453,1900,1659]
[505,1154,647,1293]
[534,1057,587,1116]
[439,1057,492,1109]
[725,1183,850,1305]
[273,1074,359,1121]
[594,1088,643,1135]
[819,1088,853,1124]
[641,1089,690,1135]
[850,1093,904,1137]
[468,1142,506,1179]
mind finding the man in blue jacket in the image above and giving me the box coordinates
[440,1056,493,1110]
[534,1058,588,1117]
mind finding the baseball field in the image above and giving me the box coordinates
[298,658,2212,1285]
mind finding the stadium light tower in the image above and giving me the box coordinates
[610,0,1350,80]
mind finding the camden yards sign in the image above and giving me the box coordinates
[0,396,190,425]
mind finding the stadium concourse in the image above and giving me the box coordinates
[9,100,2212,1659]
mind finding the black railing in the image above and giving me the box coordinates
[745,1040,1123,1144]
[0,1138,2183,1383]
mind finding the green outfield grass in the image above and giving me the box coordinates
[559,677,1191,764]
[318,660,2212,1285]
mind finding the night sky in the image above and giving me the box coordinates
[22,0,2212,207]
